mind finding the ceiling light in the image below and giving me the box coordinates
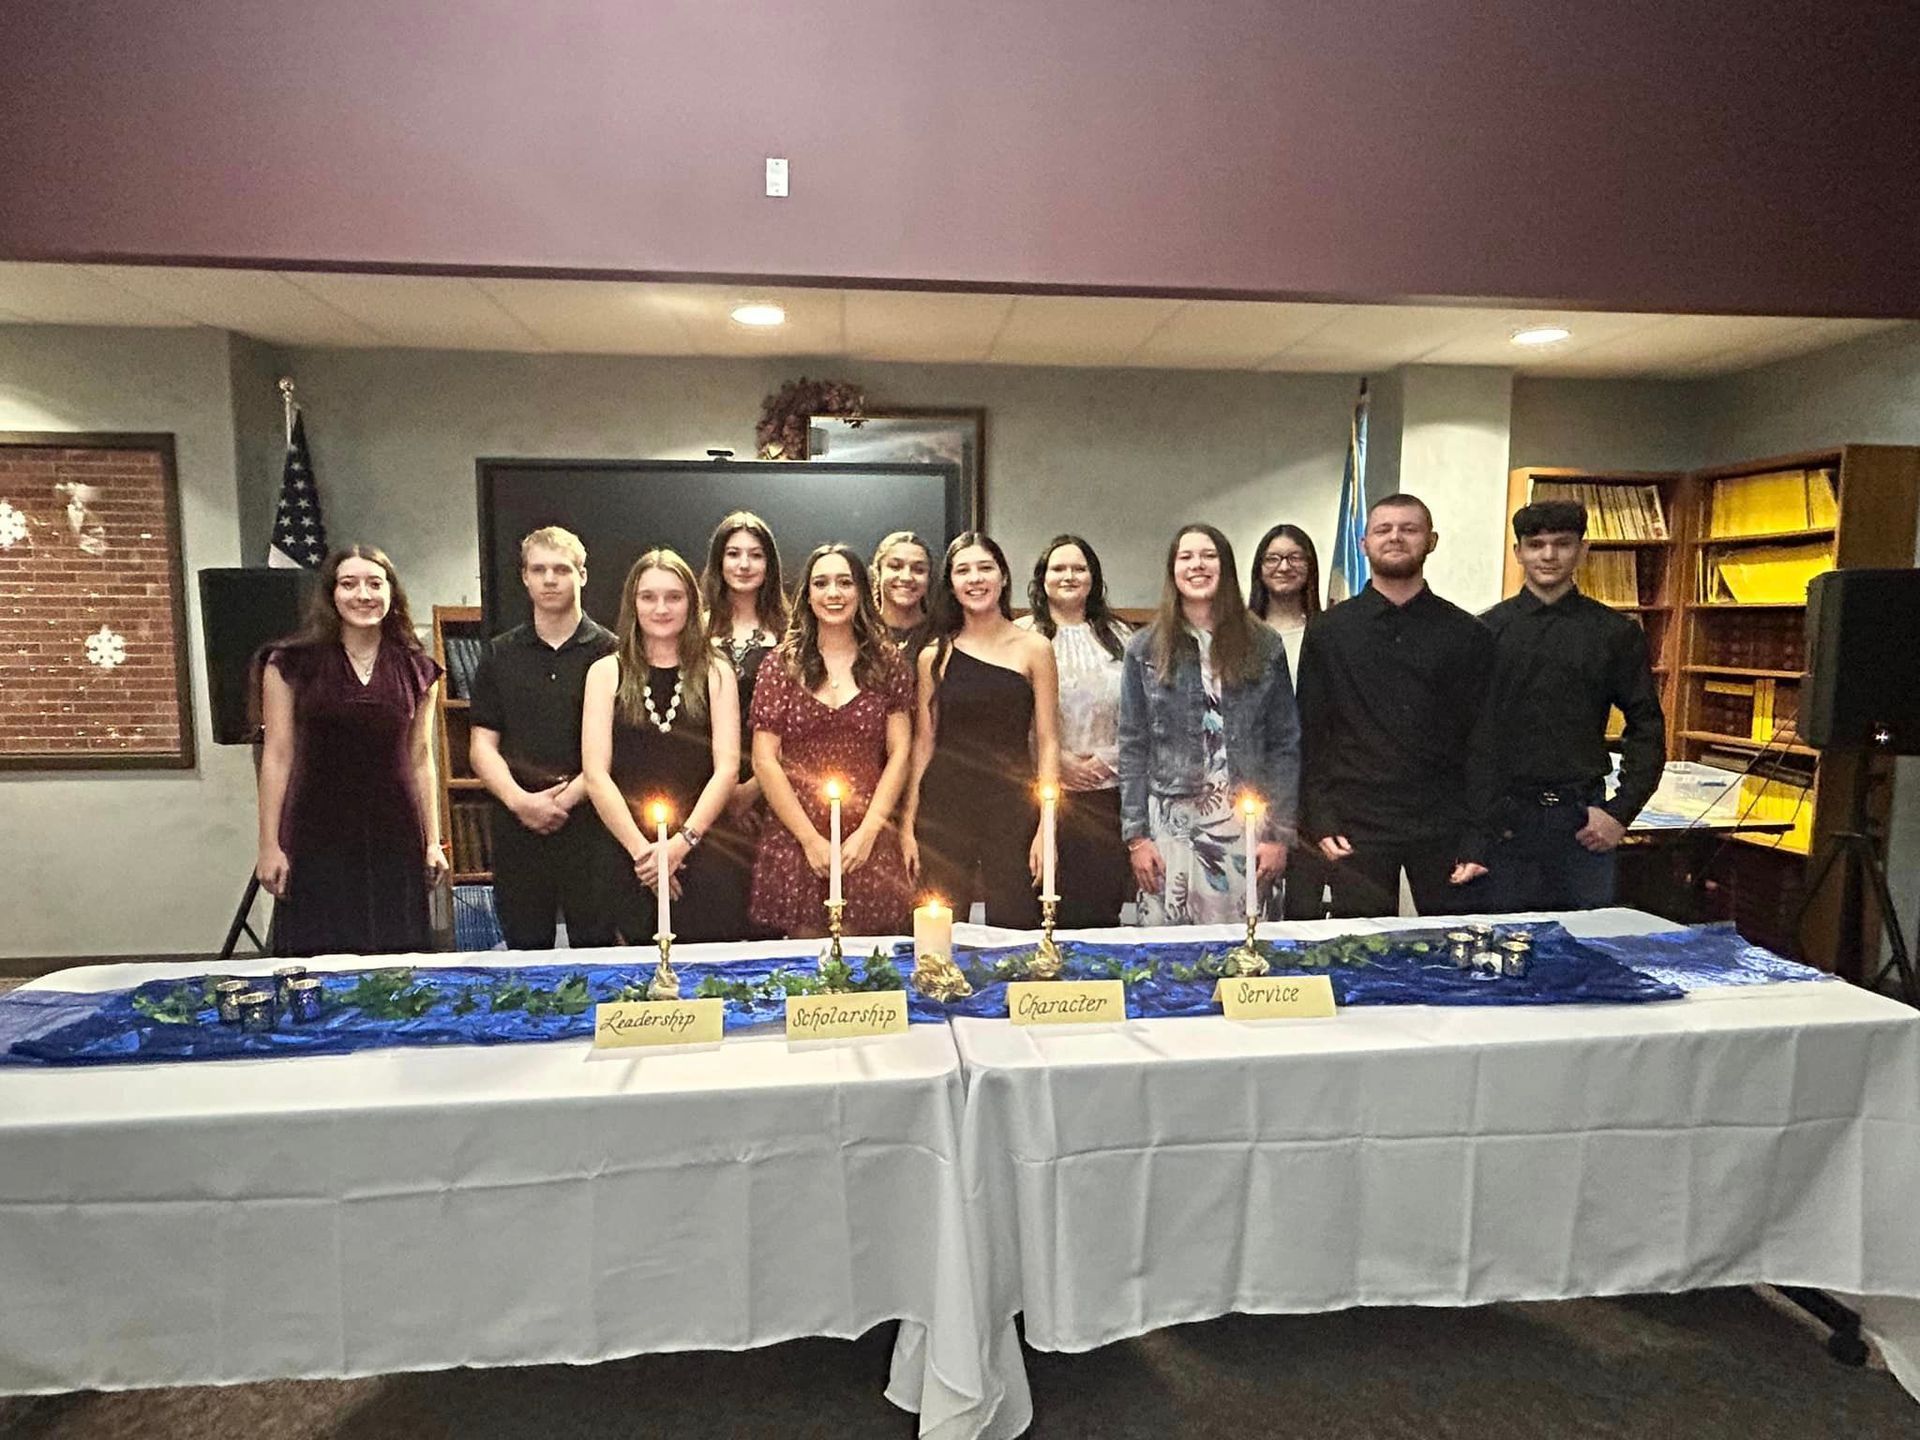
[1511,325,1572,347]
[730,303,786,328]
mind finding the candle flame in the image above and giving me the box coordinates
[1239,793,1260,817]
[649,800,670,826]
[824,778,844,801]
[1039,783,1058,803]
[920,895,948,915]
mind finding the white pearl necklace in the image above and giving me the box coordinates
[644,671,683,733]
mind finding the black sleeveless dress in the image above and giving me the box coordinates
[917,647,1041,926]
[608,663,731,944]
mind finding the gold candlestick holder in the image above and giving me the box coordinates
[1027,895,1064,980]
[1219,913,1269,977]
[822,897,847,969]
[647,932,680,1000]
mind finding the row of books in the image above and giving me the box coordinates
[1531,480,1669,541]
[448,801,494,874]
[1700,677,1800,742]
[1696,540,1833,604]
[1708,467,1838,539]
[441,634,487,700]
[1737,771,1815,854]
[1695,608,1805,673]
[1575,551,1643,607]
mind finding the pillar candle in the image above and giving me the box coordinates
[1240,793,1259,920]
[825,779,844,905]
[1039,784,1058,901]
[650,801,671,941]
[914,896,953,958]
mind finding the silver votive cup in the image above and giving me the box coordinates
[272,965,308,1009]
[214,979,251,1025]
[1466,924,1495,946]
[236,989,277,1033]
[1444,930,1477,968]
[286,976,325,1023]
[1497,936,1534,978]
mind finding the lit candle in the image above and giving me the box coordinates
[914,895,953,959]
[1240,792,1260,921]
[1039,783,1058,901]
[650,800,672,941]
[824,779,844,905]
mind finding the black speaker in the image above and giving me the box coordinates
[1804,568,1920,753]
[198,567,318,745]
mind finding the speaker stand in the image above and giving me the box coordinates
[218,872,274,962]
[1794,746,1917,1005]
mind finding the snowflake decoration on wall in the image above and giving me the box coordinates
[84,624,127,669]
[0,501,26,549]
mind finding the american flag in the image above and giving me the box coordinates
[268,411,328,568]
[1326,380,1370,605]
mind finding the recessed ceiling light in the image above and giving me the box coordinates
[730,303,786,328]
[1511,325,1572,347]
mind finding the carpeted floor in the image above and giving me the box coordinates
[0,1289,1913,1439]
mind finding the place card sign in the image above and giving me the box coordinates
[1213,974,1337,1020]
[1006,979,1126,1026]
[593,999,725,1049]
[786,990,910,1039]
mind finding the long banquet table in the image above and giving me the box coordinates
[0,939,1029,1440]
[5,910,1920,1426]
[948,908,1920,1400]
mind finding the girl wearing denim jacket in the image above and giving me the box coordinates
[1118,525,1301,925]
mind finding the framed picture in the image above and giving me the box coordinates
[805,408,985,530]
[0,432,195,770]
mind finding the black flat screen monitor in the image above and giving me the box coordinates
[478,458,968,635]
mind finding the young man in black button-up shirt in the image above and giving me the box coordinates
[1463,500,1666,910]
[469,527,619,949]
[1295,493,1495,917]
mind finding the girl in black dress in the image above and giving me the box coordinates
[700,511,790,937]
[582,549,739,944]
[902,532,1060,927]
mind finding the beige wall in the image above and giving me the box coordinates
[0,326,255,961]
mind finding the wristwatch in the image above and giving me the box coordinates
[678,824,703,849]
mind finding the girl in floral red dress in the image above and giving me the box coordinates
[749,544,915,938]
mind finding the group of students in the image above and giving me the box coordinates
[254,493,1666,958]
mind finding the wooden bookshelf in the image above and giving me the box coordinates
[1507,446,1920,974]
[431,605,492,884]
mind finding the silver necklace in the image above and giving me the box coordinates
[644,670,683,733]
[345,644,378,683]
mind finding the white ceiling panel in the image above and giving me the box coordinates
[988,296,1186,366]
[844,290,1013,363]
[472,278,706,353]
[88,265,385,345]
[287,274,541,350]
[1131,301,1346,369]
[0,263,194,326]
[1266,304,1484,371]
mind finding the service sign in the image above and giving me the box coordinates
[1213,974,1337,1019]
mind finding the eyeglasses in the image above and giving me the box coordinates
[1260,554,1308,571]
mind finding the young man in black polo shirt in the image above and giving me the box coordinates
[469,527,619,949]
[1296,493,1495,917]
[1463,499,1666,910]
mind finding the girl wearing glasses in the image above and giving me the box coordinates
[1248,523,1326,916]
[1247,523,1322,684]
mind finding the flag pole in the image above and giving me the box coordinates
[278,377,297,447]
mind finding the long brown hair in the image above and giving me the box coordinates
[1246,523,1323,623]
[782,543,898,693]
[699,510,790,636]
[1145,523,1267,687]
[282,545,424,653]
[1026,533,1127,659]
[928,531,1014,670]
[613,549,716,726]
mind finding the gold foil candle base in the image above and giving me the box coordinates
[1025,897,1064,980]
[821,898,847,969]
[647,934,680,1001]
[912,951,974,1002]
[1220,914,1270,977]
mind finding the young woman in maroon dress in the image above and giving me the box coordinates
[256,546,445,957]
[749,544,915,939]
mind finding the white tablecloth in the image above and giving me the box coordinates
[0,941,1030,1440]
[951,909,1920,1394]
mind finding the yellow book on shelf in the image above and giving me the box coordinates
[1714,542,1834,603]
[1740,772,1814,853]
[1808,469,1839,527]
[1712,469,1814,537]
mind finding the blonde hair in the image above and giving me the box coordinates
[520,526,587,571]
[612,549,716,726]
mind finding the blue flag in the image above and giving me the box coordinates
[268,411,328,569]
[1327,381,1370,604]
